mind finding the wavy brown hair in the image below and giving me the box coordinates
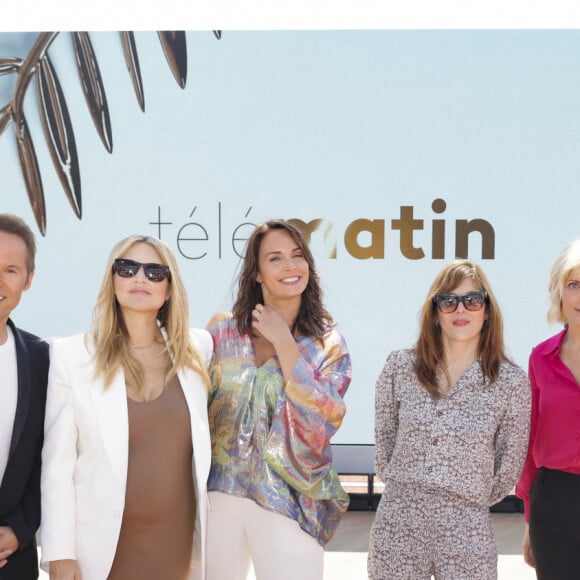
[232,219,333,340]
[415,260,508,398]
[90,235,209,391]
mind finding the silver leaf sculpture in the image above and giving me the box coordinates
[72,32,113,153]
[158,31,188,89]
[36,54,82,219]
[121,31,145,112]
[0,30,222,235]
[15,114,46,233]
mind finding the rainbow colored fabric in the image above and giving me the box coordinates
[207,313,352,545]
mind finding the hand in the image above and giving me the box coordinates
[0,526,19,568]
[522,523,535,568]
[49,559,82,579]
[251,304,293,345]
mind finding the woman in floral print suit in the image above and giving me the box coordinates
[368,260,531,580]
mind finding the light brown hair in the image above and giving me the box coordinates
[0,213,36,273]
[415,260,507,397]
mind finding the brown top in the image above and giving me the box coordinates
[108,376,196,580]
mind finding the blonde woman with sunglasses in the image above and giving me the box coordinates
[368,260,531,580]
[40,235,212,580]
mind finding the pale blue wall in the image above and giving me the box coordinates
[2,30,578,442]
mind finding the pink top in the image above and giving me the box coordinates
[516,328,580,521]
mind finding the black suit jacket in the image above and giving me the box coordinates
[0,319,48,580]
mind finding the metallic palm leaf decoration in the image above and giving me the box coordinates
[0,30,221,235]
[72,32,113,154]
[121,32,145,112]
[37,52,81,220]
[158,31,188,89]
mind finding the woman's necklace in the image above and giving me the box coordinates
[130,341,157,351]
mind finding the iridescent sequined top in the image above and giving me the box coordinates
[207,313,352,546]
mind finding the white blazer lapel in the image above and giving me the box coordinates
[179,367,211,579]
[90,371,129,493]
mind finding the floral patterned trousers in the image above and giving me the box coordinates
[368,479,497,580]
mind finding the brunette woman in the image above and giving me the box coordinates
[206,220,351,580]
[368,260,530,580]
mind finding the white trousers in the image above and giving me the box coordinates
[206,492,324,580]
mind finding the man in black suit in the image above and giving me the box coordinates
[0,214,48,579]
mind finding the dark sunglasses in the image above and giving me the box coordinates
[433,291,487,314]
[113,259,171,283]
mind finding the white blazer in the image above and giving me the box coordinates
[40,329,212,580]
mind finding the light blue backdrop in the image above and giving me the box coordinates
[2,30,579,442]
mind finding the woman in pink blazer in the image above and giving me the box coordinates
[40,235,212,580]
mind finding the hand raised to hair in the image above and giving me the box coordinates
[251,304,294,346]
[252,304,301,380]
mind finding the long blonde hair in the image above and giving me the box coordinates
[90,235,209,391]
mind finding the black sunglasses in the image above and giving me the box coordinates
[433,291,487,314]
[113,259,171,283]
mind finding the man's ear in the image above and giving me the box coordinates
[24,270,35,292]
